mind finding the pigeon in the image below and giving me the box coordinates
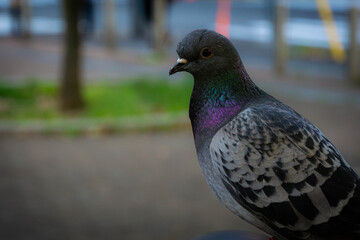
[169,29,360,240]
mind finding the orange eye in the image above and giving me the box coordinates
[200,48,214,59]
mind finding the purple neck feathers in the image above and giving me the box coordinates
[189,61,261,145]
[190,96,246,144]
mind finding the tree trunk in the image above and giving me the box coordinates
[21,0,32,38]
[60,0,84,111]
[153,0,167,53]
[104,0,117,50]
[274,0,288,75]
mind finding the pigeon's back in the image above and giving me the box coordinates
[209,97,360,240]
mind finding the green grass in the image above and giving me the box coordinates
[0,77,193,120]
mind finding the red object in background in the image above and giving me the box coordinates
[215,0,232,38]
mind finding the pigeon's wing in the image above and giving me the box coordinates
[210,101,360,240]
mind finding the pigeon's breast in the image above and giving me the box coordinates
[195,125,274,235]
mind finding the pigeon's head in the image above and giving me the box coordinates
[169,29,240,78]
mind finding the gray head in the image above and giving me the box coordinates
[169,29,241,78]
[169,30,262,142]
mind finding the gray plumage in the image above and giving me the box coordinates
[169,29,360,240]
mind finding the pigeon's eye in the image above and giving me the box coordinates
[200,48,214,59]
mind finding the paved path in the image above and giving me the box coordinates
[0,37,171,82]
[0,36,349,85]
[0,132,263,240]
[1,123,359,240]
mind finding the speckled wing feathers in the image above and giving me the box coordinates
[210,101,360,239]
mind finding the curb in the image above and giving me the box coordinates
[0,111,190,135]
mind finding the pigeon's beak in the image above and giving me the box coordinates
[169,58,188,75]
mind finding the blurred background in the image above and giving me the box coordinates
[0,0,359,239]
